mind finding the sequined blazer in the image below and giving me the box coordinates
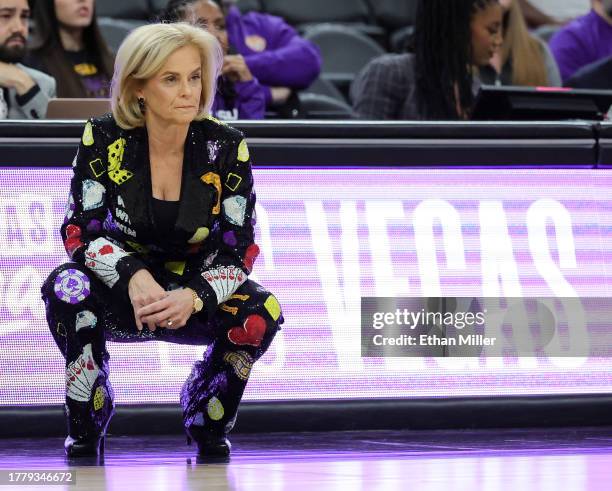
[62,112,259,316]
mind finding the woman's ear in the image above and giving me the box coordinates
[134,78,146,100]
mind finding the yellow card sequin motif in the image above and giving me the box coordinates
[107,138,133,185]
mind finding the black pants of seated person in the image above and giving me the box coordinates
[41,261,283,455]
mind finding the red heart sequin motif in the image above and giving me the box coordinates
[243,244,260,273]
[65,224,81,238]
[227,314,266,347]
[65,237,84,255]
[99,245,114,255]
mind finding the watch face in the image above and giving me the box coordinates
[194,297,204,312]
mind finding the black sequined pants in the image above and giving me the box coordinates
[41,262,283,440]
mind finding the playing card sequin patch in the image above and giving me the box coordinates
[201,266,246,303]
[85,237,126,288]
[66,343,99,402]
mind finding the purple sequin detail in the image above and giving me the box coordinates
[223,231,237,246]
[207,141,220,162]
[103,212,120,234]
[87,219,102,233]
[53,268,91,304]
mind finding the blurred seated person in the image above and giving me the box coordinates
[0,0,55,118]
[549,0,612,82]
[350,0,502,120]
[565,55,612,89]
[162,0,265,120]
[25,0,114,98]
[480,0,561,86]
[187,0,321,110]
[517,0,589,28]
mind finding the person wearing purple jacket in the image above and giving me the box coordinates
[222,2,322,107]
[162,0,266,120]
[549,0,612,82]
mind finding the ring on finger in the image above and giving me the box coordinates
[166,318,174,327]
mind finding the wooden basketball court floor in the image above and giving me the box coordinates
[0,427,611,490]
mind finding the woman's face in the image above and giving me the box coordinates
[54,0,94,29]
[189,0,229,54]
[470,2,503,66]
[137,45,203,127]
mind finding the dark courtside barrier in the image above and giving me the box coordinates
[0,120,602,167]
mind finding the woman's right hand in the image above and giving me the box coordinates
[128,269,167,332]
[222,54,254,83]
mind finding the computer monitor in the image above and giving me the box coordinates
[471,85,612,121]
[46,98,111,120]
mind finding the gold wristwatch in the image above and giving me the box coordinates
[187,288,204,314]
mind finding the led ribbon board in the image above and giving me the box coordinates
[0,168,611,404]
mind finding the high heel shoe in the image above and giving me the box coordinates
[64,434,105,457]
[185,427,231,457]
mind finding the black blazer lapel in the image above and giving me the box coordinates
[174,122,218,241]
[110,125,154,242]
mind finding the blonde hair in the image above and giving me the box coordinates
[110,22,223,129]
[501,0,549,86]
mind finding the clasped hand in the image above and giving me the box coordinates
[0,61,35,95]
[128,269,193,331]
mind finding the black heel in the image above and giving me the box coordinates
[185,426,231,457]
[64,386,114,458]
[64,434,105,458]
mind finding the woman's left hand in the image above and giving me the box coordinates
[136,288,193,329]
